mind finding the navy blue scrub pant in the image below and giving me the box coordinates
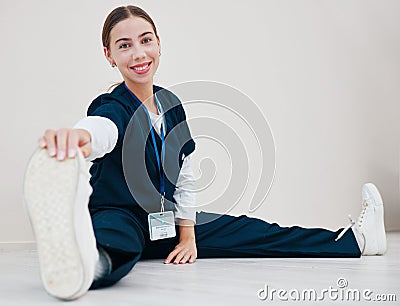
[89,205,361,290]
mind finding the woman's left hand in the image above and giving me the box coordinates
[164,236,197,264]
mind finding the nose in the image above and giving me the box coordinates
[131,43,146,61]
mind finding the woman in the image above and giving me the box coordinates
[24,5,387,301]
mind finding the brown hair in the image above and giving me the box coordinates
[102,5,160,49]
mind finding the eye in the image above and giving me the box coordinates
[142,37,152,44]
[119,43,130,49]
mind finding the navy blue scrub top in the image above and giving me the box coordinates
[86,82,196,213]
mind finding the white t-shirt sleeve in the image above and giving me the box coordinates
[173,154,197,224]
[73,116,118,162]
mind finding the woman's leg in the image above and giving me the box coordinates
[89,207,147,289]
[131,184,386,261]
[192,183,388,258]
[193,211,361,258]
[140,210,361,261]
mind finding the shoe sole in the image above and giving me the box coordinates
[363,183,387,255]
[24,148,94,300]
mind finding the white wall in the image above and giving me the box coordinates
[0,0,399,242]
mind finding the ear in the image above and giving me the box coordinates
[104,47,115,66]
[157,37,161,53]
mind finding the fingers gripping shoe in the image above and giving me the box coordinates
[359,183,387,255]
[24,148,99,300]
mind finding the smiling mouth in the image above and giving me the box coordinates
[131,62,151,71]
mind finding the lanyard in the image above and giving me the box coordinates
[124,84,166,212]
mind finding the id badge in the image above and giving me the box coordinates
[148,211,176,241]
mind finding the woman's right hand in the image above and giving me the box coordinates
[38,128,92,161]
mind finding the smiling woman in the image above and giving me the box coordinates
[23,4,387,302]
[102,6,162,110]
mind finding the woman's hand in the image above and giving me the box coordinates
[165,219,197,264]
[38,128,92,160]
[164,236,197,264]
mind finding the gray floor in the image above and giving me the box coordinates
[0,233,399,306]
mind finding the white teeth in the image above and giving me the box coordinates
[133,64,149,71]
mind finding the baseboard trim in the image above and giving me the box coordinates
[0,241,36,251]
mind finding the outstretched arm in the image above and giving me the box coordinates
[38,116,118,161]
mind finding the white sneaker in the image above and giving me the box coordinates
[24,148,99,300]
[358,183,387,255]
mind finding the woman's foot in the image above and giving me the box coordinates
[355,183,387,255]
[24,148,98,300]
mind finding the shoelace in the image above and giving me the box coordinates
[335,200,368,241]
[335,215,355,241]
[357,199,369,228]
